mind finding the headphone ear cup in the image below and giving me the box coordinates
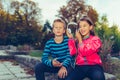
[67,28,71,34]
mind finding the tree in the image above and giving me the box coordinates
[0,4,9,45]
[10,0,41,27]
[41,20,53,49]
[110,25,120,53]
[0,0,43,48]
[58,0,98,24]
[95,15,116,61]
[9,0,42,46]
[95,15,120,73]
[0,0,3,9]
[95,15,112,40]
[42,20,52,32]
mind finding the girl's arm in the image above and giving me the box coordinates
[68,38,77,56]
[66,29,77,56]
[75,30,82,44]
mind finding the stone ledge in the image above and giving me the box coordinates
[0,55,14,59]
[14,55,117,80]
[14,55,41,69]
[0,50,14,59]
[6,50,28,55]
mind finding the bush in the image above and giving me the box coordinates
[17,44,33,52]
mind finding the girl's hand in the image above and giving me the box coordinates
[75,30,82,44]
[66,29,73,39]
[52,59,62,67]
[58,66,67,78]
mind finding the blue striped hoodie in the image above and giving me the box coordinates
[42,36,72,68]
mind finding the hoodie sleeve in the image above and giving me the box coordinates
[78,36,102,56]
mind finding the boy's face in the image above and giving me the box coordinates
[53,22,65,36]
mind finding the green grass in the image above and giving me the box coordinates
[29,50,43,57]
[29,50,53,59]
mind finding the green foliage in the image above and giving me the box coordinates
[110,25,120,53]
[95,15,112,39]
[95,15,120,61]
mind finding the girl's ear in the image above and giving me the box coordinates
[90,25,93,30]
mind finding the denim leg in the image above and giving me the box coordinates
[66,65,87,80]
[34,63,45,80]
[34,62,59,80]
[87,65,105,80]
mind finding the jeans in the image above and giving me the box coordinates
[34,62,72,80]
[66,65,105,80]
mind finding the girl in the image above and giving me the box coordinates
[67,16,105,80]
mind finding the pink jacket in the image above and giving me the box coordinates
[69,35,102,66]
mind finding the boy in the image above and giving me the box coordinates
[34,19,72,80]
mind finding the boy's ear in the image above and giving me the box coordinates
[63,29,65,33]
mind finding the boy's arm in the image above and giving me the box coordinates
[62,55,72,68]
[41,41,53,67]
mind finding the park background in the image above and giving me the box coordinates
[0,0,120,80]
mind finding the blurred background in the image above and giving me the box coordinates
[0,0,120,80]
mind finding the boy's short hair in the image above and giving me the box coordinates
[53,18,66,29]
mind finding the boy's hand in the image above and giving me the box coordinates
[58,66,67,78]
[52,59,62,67]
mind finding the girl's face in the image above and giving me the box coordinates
[53,22,65,36]
[78,20,93,37]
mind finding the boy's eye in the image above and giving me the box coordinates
[55,27,59,28]
[83,25,86,27]
[55,27,63,29]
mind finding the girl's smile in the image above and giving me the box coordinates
[79,21,93,38]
